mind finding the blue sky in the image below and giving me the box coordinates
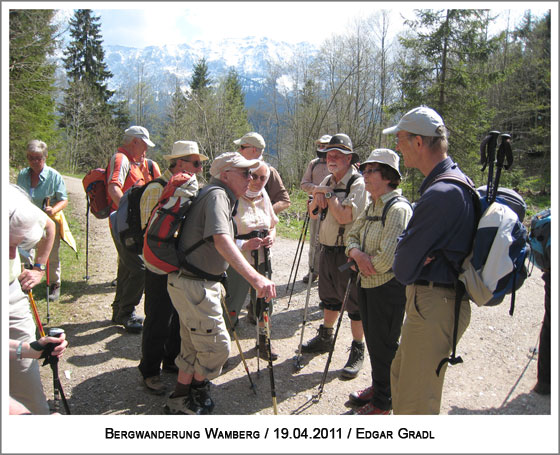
[48,2,554,49]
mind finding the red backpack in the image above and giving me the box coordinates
[82,168,111,219]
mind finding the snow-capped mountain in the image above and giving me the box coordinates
[102,36,317,107]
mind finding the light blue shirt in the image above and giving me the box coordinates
[17,165,68,209]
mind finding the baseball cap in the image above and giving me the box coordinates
[233,132,266,150]
[124,126,155,147]
[360,148,402,177]
[382,106,445,137]
[210,152,261,177]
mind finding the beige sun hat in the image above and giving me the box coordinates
[233,132,266,150]
[209,152,261,177]
[360,148,402,177]
[124,126,155,147]
[162,141,208,161]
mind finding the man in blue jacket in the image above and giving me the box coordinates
[383,106,476,414]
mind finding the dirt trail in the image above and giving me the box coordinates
[39,175,550,417]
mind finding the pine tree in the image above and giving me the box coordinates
[62,9,113,101]
[9,9,59,166]
[189,57,212,99]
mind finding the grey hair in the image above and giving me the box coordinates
[26,139,48,158]
[419,126,449,153]
[123,134,135,145]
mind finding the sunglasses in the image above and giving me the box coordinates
[361,168,381,176]
[227,168,252,178]
[179,158,202,168]
[250,174,268,182]
[27,155,45,162]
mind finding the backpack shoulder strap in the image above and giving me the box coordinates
[147,159,154,178]
[380,196,412,227]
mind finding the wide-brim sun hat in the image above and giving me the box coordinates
[316,134,332,152]
[210,152,261,177]
[325,133,359,164]
[162,140,209,161]
[382,106,445,137]
[360,148,402,178]
[233,132,266,150]
[124,125,155,147]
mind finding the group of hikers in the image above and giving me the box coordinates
[8,105,550,416]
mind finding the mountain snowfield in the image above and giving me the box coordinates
[101,36,317,104]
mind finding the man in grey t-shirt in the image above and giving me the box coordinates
[165,152,276,416]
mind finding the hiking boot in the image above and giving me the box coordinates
[190,380,215,414]
[257,334,278,361]
[349,385,374,406]
[349,402,391,415]
[48,283,61,301]
[115,313,144,334]
[246,302,257,325]
[144,375,166,395]
[340,340,365,379]
[532,382,551,396]
[164,392,207,415]
[302,273,318,284]
[301,325,334,353]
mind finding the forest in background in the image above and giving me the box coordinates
[9,8,552,204]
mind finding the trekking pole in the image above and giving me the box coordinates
[293,215,321,371]
[490,134,513,205]
[28,291,46,338]
[252,248,262,377]
[262,244,278,414]
[221,299,257,395]
[315,262,355,401]
[285,212,309,301]
[43,328,71,414]
[84,198,90,281]
[480,131,500,203]
[42,197,51,323]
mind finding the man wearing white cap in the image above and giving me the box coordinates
[383,106,476,414]
[138,141,208,395]
[107,126,162,333]
[300,134,332,283]
[344,149,412,415]
[165,152,276,415]
[234,132,291,214]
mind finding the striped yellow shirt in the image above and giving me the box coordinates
[345,189,412,288]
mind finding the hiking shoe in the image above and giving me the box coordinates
[258,334,278,361]
[302,273,318,284]
[190,380,215,414]
[349,385,375,406]
[48,284,61,301]
[301,325,334,353]
[532,382,551,396]
[349,402,391,415]
[164,392,207,415]
[144,375,166,395]
[340,340,365,379]
[116,313,144,334]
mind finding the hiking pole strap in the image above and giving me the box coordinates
[436,281,465,376]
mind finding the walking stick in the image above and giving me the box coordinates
[293,214,322,371]
[252,248,262,376]
[262,244,278,414]
[221,299,257,395]
[42,197,51,323]
[285,212,309,303]
[315,263,356,401]
[480,131,500,202]
[28,291,46,338]
[490,134,514,205]
[84,198,90,281]
[43,328,71,414]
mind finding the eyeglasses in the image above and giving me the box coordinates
[27,155,45,162]
[179,158,202,168]
[361,168,381,176]
[250,174,268,182]
[227,168,252,178]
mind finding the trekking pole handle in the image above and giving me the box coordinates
[338,260,356,272]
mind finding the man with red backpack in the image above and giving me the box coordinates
[108,126,161,333]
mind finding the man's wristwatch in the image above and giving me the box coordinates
[33,263,46,272]
[324,192,333,199]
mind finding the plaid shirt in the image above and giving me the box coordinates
[345,189,412,288]
[140,169,173,229]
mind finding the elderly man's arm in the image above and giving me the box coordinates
[107,182,124,207]
[213,234,276,302]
